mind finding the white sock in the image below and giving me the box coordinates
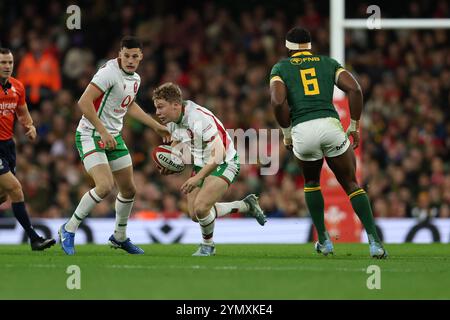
[65,188,102,233]
[214,201,249,217]
[197,208,216,244]
[114,193,135,242]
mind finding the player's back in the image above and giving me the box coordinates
[270,51,344,126]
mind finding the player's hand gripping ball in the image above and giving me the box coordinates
[152,145,185,174]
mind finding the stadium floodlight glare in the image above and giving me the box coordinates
[330,0,450,98]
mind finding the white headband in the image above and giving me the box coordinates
[285,40,311,50]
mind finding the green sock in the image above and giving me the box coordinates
[349,189,381,243]
[304,184,328,244]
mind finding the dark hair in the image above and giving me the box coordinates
[0,48,12,55]
[120,36,143,50]
[286,27,311,44]
[152,82,183,104]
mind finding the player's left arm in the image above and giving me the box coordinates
[16,103,36,141]
[180,136,225,194]
[336,70,363,149]
[127,101,171,143]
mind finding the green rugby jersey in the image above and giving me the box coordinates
[270,51,345,126]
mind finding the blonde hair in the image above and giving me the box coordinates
[152,82,182,104]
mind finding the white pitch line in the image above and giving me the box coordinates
[106,264,421,273]
[2,263,57,268]
[2,263,449,274]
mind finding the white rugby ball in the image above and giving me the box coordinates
[152,145,185,173]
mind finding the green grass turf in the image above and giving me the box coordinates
[1,243,449,299]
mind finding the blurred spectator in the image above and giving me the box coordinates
[17,34,61,108]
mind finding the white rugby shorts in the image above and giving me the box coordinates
[291,117,350,161]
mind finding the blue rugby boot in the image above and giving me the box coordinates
[59,223,75,255]
[109,235,144,254]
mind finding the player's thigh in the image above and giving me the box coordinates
[87,161,115,190]
[325,146,358,193]
[194,175,229,212]
[78,134,115,188]
[112,164,135,197]
[291,119,324,162]
[297,158,324,184]
[76,131,105,169]
[0,142,20,199]
[106,135,132,172]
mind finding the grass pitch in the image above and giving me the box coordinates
[1,243,449,299]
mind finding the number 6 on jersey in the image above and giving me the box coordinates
[300,67,320,95]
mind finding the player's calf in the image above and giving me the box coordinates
[3,182,24,202]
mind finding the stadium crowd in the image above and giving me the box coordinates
[0,0,448,220]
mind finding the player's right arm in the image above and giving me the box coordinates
[78,83,117,149]
[336,70,363,149]
[270,62,292,150]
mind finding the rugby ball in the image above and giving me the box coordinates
[152,145,185,173]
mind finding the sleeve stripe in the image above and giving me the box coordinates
[270,76,284,84]
[335,68,345,84]
[90,82,105,94]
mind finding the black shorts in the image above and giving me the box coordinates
[0,139,16,175]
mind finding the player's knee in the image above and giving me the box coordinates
[193,201,211,219]
[343,181,360,195]
[187,206,198,222]
[190,213,198,223]
[95,181,115,198]
[120,185,136,199]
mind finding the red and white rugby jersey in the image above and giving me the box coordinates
[76,58,141,137]
[167,100,236,167]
